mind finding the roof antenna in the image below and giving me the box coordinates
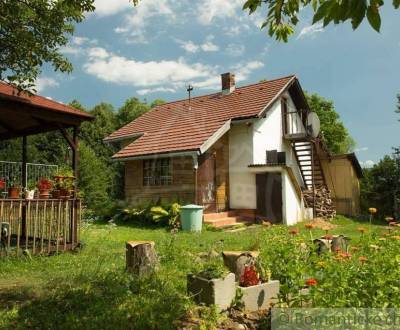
[186,84,193,110]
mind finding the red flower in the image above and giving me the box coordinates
[240,265,260,287]
[38,178,52,190]
[304,223,314,230]
[289,228,299,236]
[359,256,367,264]
[306,278,318,286]
[322,234,333,240]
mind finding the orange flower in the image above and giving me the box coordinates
[322,234,333,240]
[304,223,314,230]
[342,252,352,259]
[368,208,377,214]
[359,256,367,264]
[391,236,400,240]
[306,278,318,286]
[389,221,397,227]
[335,255,344,261]
[289,227,299,236]
[350,246,360,252]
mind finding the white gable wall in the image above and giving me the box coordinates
[229,92,306,224]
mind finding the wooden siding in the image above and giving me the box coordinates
[124,134,230,209]
[321,157,361,216]
[125,156,195,206]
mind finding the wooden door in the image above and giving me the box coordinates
[256,173,283,223]
[198,153,217,213]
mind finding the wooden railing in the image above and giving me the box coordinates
[0,199,81,256]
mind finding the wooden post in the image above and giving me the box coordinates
[21,135,27,241]
[311,142,315,219]
[126,241,158,276]
[72,126,79,246]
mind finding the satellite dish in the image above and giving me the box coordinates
[307,112,320,138]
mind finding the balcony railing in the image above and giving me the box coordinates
[283,110,308,140]
[0,198,81,257]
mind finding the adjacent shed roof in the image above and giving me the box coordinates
[107,75,300,160]
[0,81,93,140]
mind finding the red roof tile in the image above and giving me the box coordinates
[0,81,92,119]
[108,75,296,159]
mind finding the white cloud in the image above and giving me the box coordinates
[355,147,369,152]
[93,0,132,17]
[360,160,375,168]
[297,23,324,40]
[115,0,174,43]
[226,44,245,57]
[178,36,220,53]
[35,77,59,93]
[234,61,264,82]
[197,0,242,25]
[83,47,214,87]
[71,36,89,45]
[137,87,177,95]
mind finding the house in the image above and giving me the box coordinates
[106,73,362,226]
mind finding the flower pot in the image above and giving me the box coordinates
[59,189,70,199]
[187,272,236,311]
[52,189,60,199]
[239,280,280,311]
[0,179,5,190]
[25,190,35,200]
[39,189,50,199]
[8,187,20,199]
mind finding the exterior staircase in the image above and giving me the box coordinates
[203,210,255,228]
[291,140,326,189]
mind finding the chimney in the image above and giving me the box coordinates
[221,72,235,95]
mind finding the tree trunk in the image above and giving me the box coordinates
[126,241,158,276]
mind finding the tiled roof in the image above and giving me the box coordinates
[108,75,296,159]
[0,81,92,119]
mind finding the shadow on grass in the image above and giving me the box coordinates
[1,272,190,330]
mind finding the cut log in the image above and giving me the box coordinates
[126,241,158,276]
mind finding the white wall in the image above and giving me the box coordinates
[229,123,256,209]
[282,171,303,225]
[228,93,306,224]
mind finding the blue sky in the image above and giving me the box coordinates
[36,0,400,167]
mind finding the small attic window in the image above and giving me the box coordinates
[143,159,172,186]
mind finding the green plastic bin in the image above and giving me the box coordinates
[180,204,203,232]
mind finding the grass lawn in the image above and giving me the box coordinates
[0,216,393,329]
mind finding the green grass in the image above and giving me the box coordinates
[0,216,389,329]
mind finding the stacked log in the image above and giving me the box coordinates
[303,185,336,220]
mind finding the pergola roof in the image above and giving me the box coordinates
[0,81,93,140]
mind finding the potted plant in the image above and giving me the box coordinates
[0,178,5,191]
[238,259,280,311]
[53,167,75,199]
[187,260,236,311]
[24,181,36,200]
[8,178,21,199]
[38,178,52,199]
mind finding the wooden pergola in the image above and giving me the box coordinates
[0,81,93,256]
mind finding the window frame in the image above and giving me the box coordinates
[143,158,172,186]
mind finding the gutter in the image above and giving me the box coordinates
[111,149,200,162]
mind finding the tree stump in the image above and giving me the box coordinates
[126,241,158,276]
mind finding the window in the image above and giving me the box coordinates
[143,159,172,186]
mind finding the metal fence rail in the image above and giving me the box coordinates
[0,161,58,190]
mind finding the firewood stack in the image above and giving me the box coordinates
[303,185,336,220]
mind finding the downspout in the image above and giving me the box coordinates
[192,153,198,204]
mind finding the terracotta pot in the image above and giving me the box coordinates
[8,187,20,199]
[52,189,61,199]
[0,180,5,190]
[59,189,70,199]
[39,189,50,199]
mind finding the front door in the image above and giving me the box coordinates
[198,152,217,213]
[256,173,283,223]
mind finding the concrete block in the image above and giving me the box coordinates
[187,272,236,311]
[239,280,280,311]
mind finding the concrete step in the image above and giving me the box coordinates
[203,211,237,221]
[204,216,253,228]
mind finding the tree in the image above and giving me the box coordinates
[305,92,355,154]
[117,98,150,128]
[0,0,95,90]
[243,0,399,42]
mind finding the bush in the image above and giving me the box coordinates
[113,202,181,228]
